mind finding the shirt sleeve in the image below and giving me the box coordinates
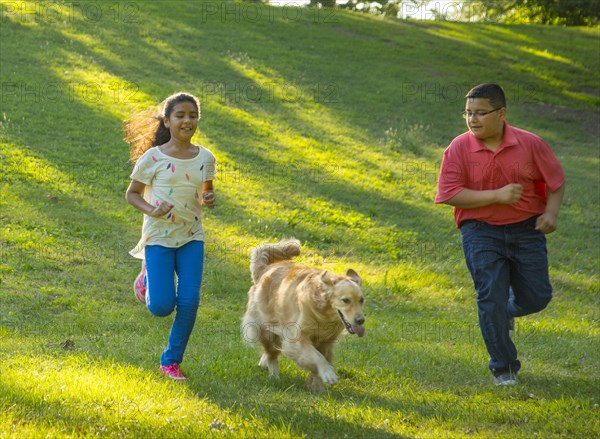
[203,150,217,181]
[130,149,158,185]
[435,141,466,204]
[531,139,565,192]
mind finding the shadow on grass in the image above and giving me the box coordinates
[180,321,599,437]
[2,3,599,437]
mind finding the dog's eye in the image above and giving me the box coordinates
[360,297,365,304]
[342,298,351,304]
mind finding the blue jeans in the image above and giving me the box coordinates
[145,240,204,366]
[460,216,552,374]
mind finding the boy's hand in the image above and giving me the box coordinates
[535,212,557,234]
[202,191,216,209]
[150,201,174,217]
[497,184,523,204]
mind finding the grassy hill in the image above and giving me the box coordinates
[1,1,599,437]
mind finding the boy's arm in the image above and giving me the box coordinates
[444,184,524,208]
[535,184,565,234]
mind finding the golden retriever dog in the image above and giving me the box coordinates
[241,238,365,391]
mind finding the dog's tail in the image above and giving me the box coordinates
[250,238,301,283]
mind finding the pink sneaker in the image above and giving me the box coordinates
[133,261,146,304]
[160,364,187,381]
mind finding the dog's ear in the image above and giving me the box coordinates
[310,271,334,309]
[346,269,362,286]
[320,271,336,288]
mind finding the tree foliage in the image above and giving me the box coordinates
[310,0,336,7]
[329,0,598,25]
[466,0,599,26]
[335,0,421,17]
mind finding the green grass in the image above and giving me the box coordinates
[1,1,599,437]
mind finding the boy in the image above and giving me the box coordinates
[435,83,565,385]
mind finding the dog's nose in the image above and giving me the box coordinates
[355,316,365,325]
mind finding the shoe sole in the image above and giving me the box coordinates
[163,375,187,381]
[160,370,187,381]
[133,273,146,304]
[134,290,146,304]
[494,378,517,386]
[133,281,146,304]
[495,381,517,386]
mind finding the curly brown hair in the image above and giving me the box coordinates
[123,92,201,163]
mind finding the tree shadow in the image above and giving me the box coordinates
[2,3,599,437]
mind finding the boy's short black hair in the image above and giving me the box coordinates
[466,83,507,109]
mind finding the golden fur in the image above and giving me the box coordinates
[242,239,366,391]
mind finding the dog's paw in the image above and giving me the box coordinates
[308,374,326,392]
[268,364,280,378]
[258,354,269,369]
[258,354,279,378]
[319,365,338,385]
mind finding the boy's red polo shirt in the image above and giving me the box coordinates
[435,122,565,228]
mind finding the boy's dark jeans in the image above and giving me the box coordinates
[461,216,552,373]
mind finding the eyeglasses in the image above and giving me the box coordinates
[462,108,502,119]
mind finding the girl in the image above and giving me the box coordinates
[124,92,216,380]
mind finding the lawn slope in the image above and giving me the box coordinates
[1,1,599,438]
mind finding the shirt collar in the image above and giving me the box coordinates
[467,122,518,152]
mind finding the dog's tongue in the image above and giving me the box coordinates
[352,325,365,338]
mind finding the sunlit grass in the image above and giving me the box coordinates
[1,144,80,192]
[517,46,579,66]
[2,355,267,438]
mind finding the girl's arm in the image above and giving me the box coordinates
[126,180,173,217]
[201,180,215,209]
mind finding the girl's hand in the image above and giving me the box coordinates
[202,191,216,209]
[150,201,174,217]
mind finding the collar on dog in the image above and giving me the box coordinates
[337,310,355,334]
